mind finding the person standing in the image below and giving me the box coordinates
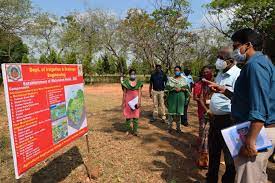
[149,64,168,122]
[166,66,189,133]
[207,28,275,183]
[121,69,143,136]
[193,65,214,168]
[181,66,194,126]
[206,48,240,183]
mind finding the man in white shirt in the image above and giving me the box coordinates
[207,47,241,183]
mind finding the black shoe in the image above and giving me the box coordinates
[181,121,189,126]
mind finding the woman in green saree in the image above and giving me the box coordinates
[165,66,190,133]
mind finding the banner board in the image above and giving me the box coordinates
[1,64,88,178]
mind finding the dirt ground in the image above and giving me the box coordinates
[0,84,274,183]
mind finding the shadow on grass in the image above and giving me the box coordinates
[31,146,85,183]
[152,150,204,183]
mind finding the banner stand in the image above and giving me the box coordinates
[83,133,92,180]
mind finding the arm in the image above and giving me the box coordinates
[202,79,233,99]
[239,63,271,157]
[138,87,142,108]
[122,88,126,108]
[149,75,153,98]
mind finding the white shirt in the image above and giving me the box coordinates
[210,65,241,115]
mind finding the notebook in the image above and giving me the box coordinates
[128,96,138,110]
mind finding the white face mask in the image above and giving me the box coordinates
[130,74,136,81]
[215,58,227,70]
[233,48,246,62]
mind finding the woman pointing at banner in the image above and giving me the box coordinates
[121,69,143,136]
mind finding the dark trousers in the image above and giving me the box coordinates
[207,114,236,183]
[181,101,189,124]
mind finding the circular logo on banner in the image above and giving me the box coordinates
[7,65,22,81]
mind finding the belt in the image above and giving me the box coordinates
[266,124,275,128]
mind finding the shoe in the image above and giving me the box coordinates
[125,131,130,136]
[269,153,275,163]
[133,132,139,137]
[182,121,189,127]
[150,118,156,122]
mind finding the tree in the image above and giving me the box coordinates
[64,52,77,64]
[205,0,275,61]
[21,54,29,63]
[0,29,28,64]
[102,54,110,74]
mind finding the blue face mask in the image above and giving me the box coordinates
[175,71,181,76]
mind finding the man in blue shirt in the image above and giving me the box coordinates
[207,47,240,183]
[206,28,275,183]
[181,66,194,126]
[149,65,168,122]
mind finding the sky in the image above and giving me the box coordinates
[31,0,211,29]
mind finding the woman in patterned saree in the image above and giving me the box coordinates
[193,65,214,168]
[165,66,190,133]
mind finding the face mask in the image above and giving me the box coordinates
[130,74,136,81]
[215,58,227,70]
[175,71,181,76]
[203,72,212,80]
[233,48,246,62]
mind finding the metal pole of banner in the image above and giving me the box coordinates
[85,134,90,153]
[84,133,91,180]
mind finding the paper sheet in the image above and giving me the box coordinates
[128,96,138,110]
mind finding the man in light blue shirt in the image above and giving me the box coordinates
[181,66,194,126]
[207,47,240,183]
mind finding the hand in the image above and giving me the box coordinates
[202,79,226,94]
[206,109,213,119]
[239,137,257,158]
[175,88,180,92]
[136,103,141,109]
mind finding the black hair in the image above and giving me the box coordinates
[155,64,162,68]
[11,68,18,72]
[231,28,263,51]
[129,68,136,75]
[174,66,182,71]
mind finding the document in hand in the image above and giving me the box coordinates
[128,96,138,110]
[221,121,273,158]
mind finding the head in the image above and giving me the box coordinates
[174,66,182,77]
[155,64,162,73]
[183,66,191,76]
[215,47,235,72]
[11,67,19,78]
[129,69,136,81]
[231,28,263,62]
[201,65,213,81]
